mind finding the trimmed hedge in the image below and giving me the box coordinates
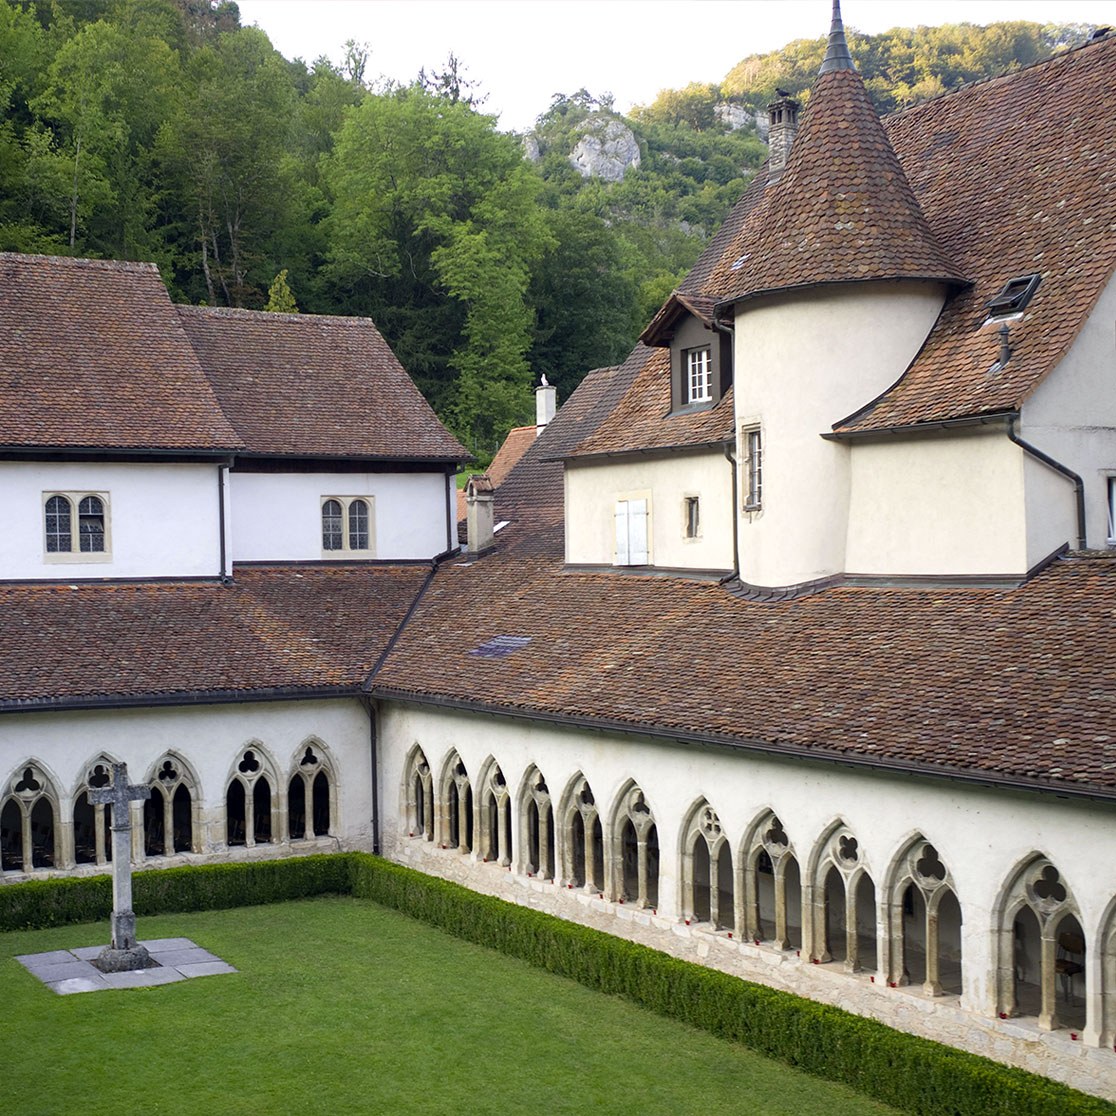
[2,852,1112,1115]
[348,855,1115,1116]
[0,854,353,931]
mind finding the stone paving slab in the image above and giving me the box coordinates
[16,938,237,995]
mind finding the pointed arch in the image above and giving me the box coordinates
[994,852,1085,1031]
[475,757,512,867]
[287,739,337,841]
[608,781,659,909]
[1,761,62,872]
[225,743,279,849]
[438,751,472,853]
[143,751,201,857]
[808,819,875,974]
[403,744,434,842]
[517,765,556,880]
[559,773,604,891]
[72,753,120,867]
[680,799,734,931]
[741,809,799,950]
[884,833,962,996]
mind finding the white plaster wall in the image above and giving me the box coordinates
[0,698,371,864]
[845,430,1028,576]
[564,451,734,570]
[733,281,947,587]
[1023,453,1080,568]
[0,461,221,580]
[378,701,1116,1097]
[230,471,449,561]
[1021,270,1116,550]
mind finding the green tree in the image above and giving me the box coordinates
[325,85,551,449]
[265,268,299,313]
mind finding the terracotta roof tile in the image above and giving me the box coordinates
[374,545,1116,796]
[706,66,965,306]
[0,254,240,452]
[567,346,734,459]
[177,306,468,460]
[0,565,431,708]
[839,36,1116,431]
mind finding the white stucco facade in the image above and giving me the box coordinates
[379,700,1116,1099]
[1019,271,1116,551]
[844,430,1029,576]
[0,460,223,580]
[0,698,372,867]
[732,281,947,587]
[564,450,735,570]
[230,470,451,561]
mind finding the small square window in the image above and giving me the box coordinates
[684,496,700,539]
[686,347,712,404]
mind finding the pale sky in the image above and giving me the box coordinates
[236,0,1116,132]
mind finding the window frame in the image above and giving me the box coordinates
[683,495,701,541]
[614,492,651,567]
[320,495,375,557]
[42,491,111,563]
[743,427,763,512]
[685,346,712,405]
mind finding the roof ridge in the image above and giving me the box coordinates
[175,304,380,327]
[0,252,159,273]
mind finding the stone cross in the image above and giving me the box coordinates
[90,762,151,968]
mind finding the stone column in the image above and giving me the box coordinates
[845,878,860,973]
[636,837,648,908]
[924,904,942,996]
[1038,932,1057,1030]
[773,865,789,952]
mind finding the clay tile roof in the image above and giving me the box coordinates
[456,424,537,523]
[838,35,1116,432]
[706,64,966,307]
[374,544,1116,798]
[176,306,468,461]
[566,345,734,459]
[0,564,432,709]
[0,254,240,452]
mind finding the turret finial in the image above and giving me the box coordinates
[819,0,856,74]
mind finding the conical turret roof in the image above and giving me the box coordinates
[708,2,966,306]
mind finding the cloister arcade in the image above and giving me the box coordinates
[0,741,337,872]
[398,745,1115,1045]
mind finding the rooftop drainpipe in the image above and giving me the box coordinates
[360,696,381,856]
[1007,416,1087,550]
[723,439,740,577]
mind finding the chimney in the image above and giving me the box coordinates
[465,474,495,553]
[765,92,799,184]
[535,374,556,435]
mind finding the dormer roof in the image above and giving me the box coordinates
[707,11,966,308]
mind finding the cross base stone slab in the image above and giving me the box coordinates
[94,943,155,973]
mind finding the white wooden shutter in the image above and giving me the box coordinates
[615,501,630,565]
[628,499,648,564]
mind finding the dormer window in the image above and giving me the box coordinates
[687,347,712,404]
[986,274,1040,318]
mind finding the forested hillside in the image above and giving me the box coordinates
[0,1,1095,453]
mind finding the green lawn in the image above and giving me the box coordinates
[3,897,897,1115]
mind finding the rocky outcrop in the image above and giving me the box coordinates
[569,118,640,181]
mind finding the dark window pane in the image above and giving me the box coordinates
[45,495,71,553]
[348,499,369,551]
[322,500,343,550]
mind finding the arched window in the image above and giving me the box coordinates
[43,492,110,557]
[477,761,511,866]
[997,856,1085,1032]
[887,839,962,996]
[562,775,604,892]
[743,812,800,950]
[288,744,333,840]
[73,760,114,866]
[612,783,658,909]
[439,753,472,853]
[321,500,343,551]
[145,755,197,857]
[519,766,555,880]
[1,764,59,871]
[682,802,734,931]
[226,747,276,849]
[811,824,875,974]
[321,496,374,554]
[404,747,434,841]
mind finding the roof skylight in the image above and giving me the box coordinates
[986,274,1041,318]
[469,635,531,659]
